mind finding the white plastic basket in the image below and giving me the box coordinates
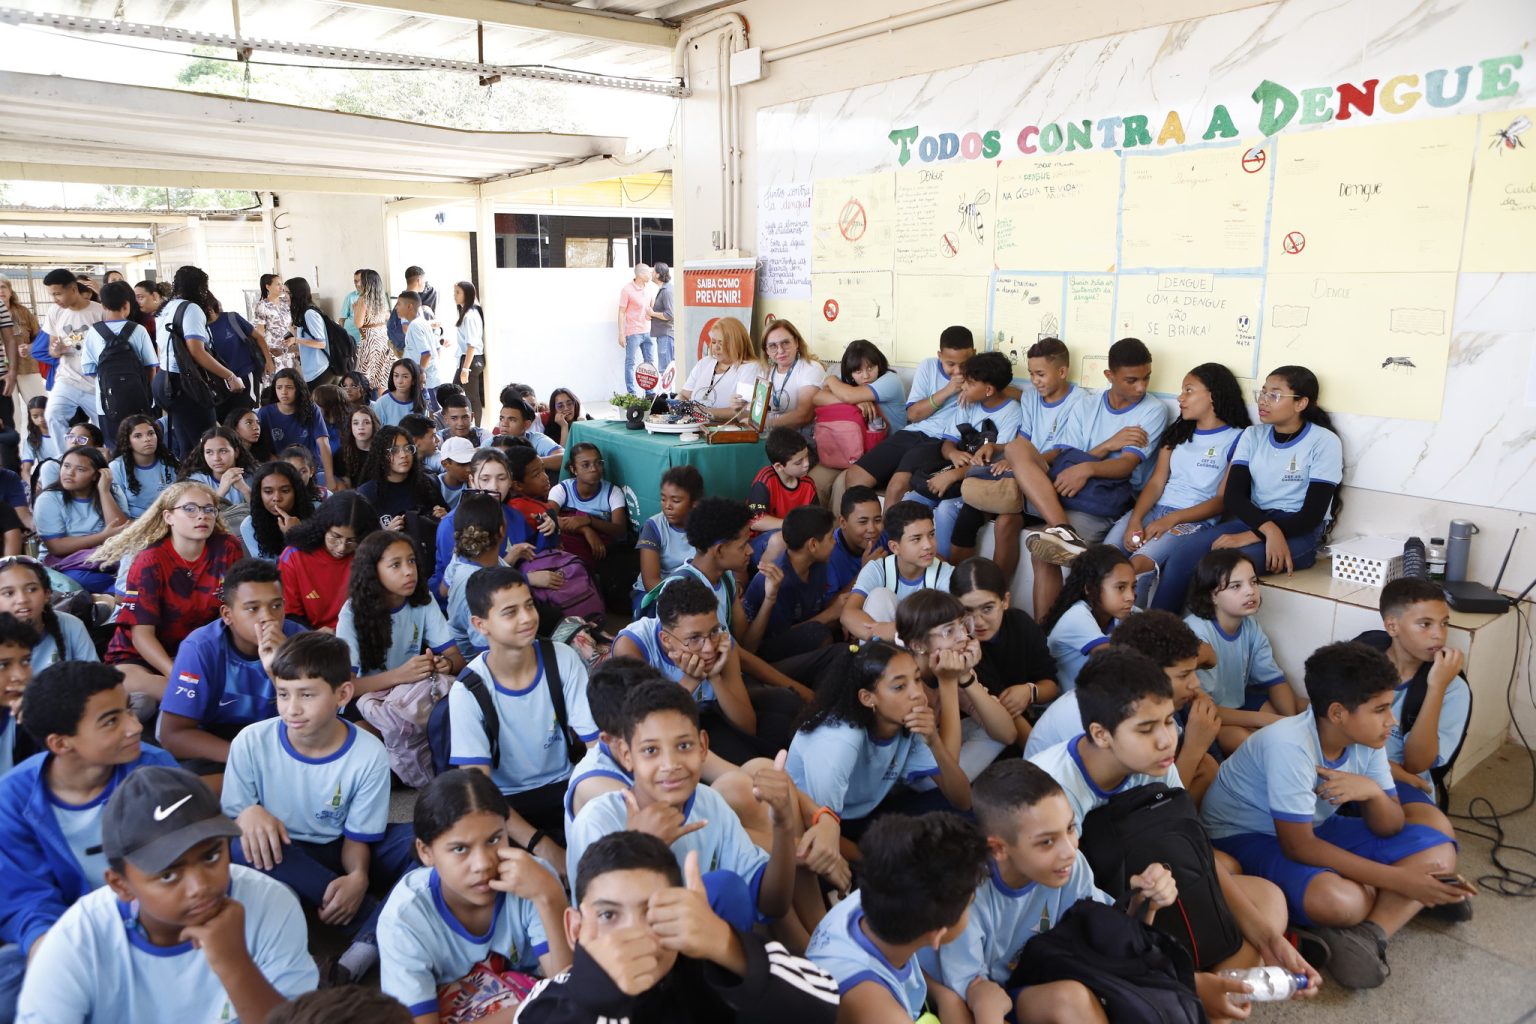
[1330,537,1406,588]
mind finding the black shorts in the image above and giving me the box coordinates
[852,430,944,486]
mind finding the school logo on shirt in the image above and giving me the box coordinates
[1283,453,1304,483]
[271,427,286,442]
[1205,446,1217,458]
[313,783,347,827]
[1036,905,1053,934]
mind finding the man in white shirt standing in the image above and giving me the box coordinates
[617,263,654,395]
[41,268,104,452]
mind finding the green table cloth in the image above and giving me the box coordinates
[565,419,768,524]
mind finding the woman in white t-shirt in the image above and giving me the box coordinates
[759,318,827,434]
[680,315,759,422]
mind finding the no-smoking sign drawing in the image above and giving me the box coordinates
[1282,231,1306,255]
[838,199,867,242]
[1241,147,1267,173]
[823,299,840,322]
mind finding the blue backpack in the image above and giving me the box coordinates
[1048,447,1135,518]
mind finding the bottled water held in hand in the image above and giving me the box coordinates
[1221,966,1309,1004]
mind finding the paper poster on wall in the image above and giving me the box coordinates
[994,154,1120,272]
[812,174,896,271]
[893,162,998,275]
[1064,274,1117,354]
[1115,273,1261,394]
[758,182,813,299]
[809,271,895,357]
[894,275,989,366]
[754,299,818,359]
[1268,117,1477,273]
[1262,272,1455,420]
[989,274,1066,377]
[1121,142,1269,269]
[1463,108,1536,272]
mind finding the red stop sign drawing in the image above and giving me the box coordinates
[1241,147,1267,173]
[1282,231,1306,255]
[823,299,840,322]
[838,199,867,242]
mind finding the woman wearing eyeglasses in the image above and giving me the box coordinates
[757,319,827,435]
[1149,364,1343,614]
[278,491,380,631]
[33,445,129,592]
[355,425,449,530]
[95,481,249,698]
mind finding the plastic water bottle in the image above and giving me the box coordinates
[1220,966,1309,1004]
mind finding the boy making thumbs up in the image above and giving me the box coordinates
[517,833,840,1024]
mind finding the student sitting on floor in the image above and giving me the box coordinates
[434,434,475,511]
[742,505,844,664]
[0,558,96,674]
[241,462,316,562]
[222,631,418,987]
[158,558,304,789]
[178,425,256,517]
[632,465,701,616]
[517,831,839,1024]
[1184,549,1302,753]
[378,769,571,1022]
[259,368,336,489]
[805,813,988,1023]
[841,500,954,645]
[746,428,818,565]
[107,415,178,520]
[551,442,630,571]
[17,766,318,1023]
[950,556,1058,747]
[443,491,516,662]
[1040,545,1135,690]
[1201,641,1470,990]
[278,491,378,632]
[910,351,1022,544]
[826,486,885,597]
[1352,577,1471,840]
[498,397,563,474]
[371,357,427,429]
[34,445,128,593]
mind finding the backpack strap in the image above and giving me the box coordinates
[92,321,134,347]
[460,668,500,766]
[538,638,581,766]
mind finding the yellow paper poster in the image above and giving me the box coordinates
[1268,117,1477,272]
[811,174,896,272]
[1121,142,1270,269]
[1463,108,1536,272]
[1115,274,1261,394]
[1064,274,1116,364]
[893,162,998,275]
[989,274,1066,376]
[754,299,817,359]
[809,272,894,359]
[994,154,1120,272]
[1261,272,1455,420]
[894,275,989,366]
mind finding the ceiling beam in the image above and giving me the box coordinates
[0,209,198,226]
[0,162,477,199]
[478,148,672,198]
[325,0,677,49]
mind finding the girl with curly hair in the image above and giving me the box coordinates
[355,425,447,530]
[109,414,178,518]
[178,425,256,510]
[258,367,336,488]
[34,445,129,592]
[240,461,315,561]
[1040,544,1136,690]
[225,406,274,463]
[278,490,378,631]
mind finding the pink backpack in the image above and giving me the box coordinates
[814,402,889,469]
[523,548,606,622]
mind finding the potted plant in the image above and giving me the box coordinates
[611,392,652,430]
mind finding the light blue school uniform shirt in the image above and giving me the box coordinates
[49,789,112,893]
[1201,709,1395,840]
[806,890,927,1018]
[296,307,329,383]
[514,429,563,460]
[564,740,631,823]
[335,597,456,677]
[371,392,419,428]
[865,371,908,432]
[155,298,209,373]
[444,556,505,659]
[0,716,14,776]
[238,515,284,561]
[447,644,597,795]
[1387,676,1471,788]
[108,457,175,519]
[1183,614,1286,709]
[1022,690,1081,759]
[22,434,59,469]
[1050,390,1173,489]
[614,616,715,702]
[851,555,953,599]
[566,783,769,903]
[551,478,623,520]
[34,493,105,557]
[440,474,465,511]
[1019,384,1091,451]
[1029,736,1183,829]
[80,319,158,415]
[378,865,552,1017]
[1045,601,1116,690]
[924,855,1110,996]
[941,394,1024,447]
[904,357,961,440]
[786,720,939,820]
[1231,423,1344,514]
[16,864,317,1024]
[222,719,391,845]
[1158,425,1243,514]
[403,316,440,389]
[655,562,734,627]
[31,610,97,673]
[633,513,696,600]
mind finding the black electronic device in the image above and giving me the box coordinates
[1443,528,1535,615]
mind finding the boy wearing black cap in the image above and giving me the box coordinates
[16,766,317,1023]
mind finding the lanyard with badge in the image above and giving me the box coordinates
[768,357,799,413]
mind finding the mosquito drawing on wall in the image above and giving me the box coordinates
[1382,356,1417,371]
[1490,116,1529,152]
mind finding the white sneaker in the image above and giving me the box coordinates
[1025,525,1090,567]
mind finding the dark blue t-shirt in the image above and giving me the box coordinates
[744,551,830,632]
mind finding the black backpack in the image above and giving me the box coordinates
[1009,898,1206,1024]
[159,300,216,406]
[313,306,356,378]
[1079,782,1242,970]
[426,639,585,775]
[91,322,155,424]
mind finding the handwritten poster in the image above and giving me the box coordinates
[894,275,989,365]
[809,271,895,355]
[1268,117,1477,273]
[1463,107,1536,272]
[1116,273,1262,394]
[1064,274,1116,354]
[757,182,813,299]
[1121,142,1269,269]
[989,274,1066,376]
[994,154,1120,271]
[812,174,896,272]
[1263,272,1456,419]
[894,162,998,275]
